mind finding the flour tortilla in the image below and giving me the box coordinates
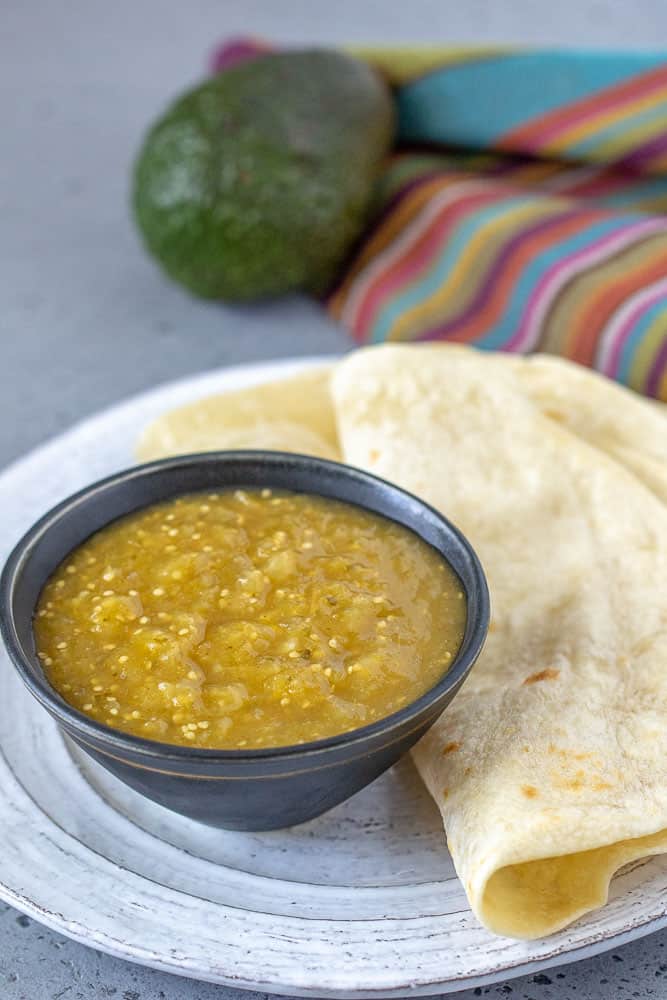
[405,347,667,505]
[136,368,340,462]
[498,353,667,505]
[332,344,667,939]
[136,353,666,504]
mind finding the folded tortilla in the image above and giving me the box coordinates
[137,352,666,506]
[411,347,667,504]
[500,353,667,506]
[136,367,340,462]
[332,344,667,938]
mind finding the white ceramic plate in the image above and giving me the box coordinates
[1,357,666,998]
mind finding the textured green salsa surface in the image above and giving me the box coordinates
[35,489,466,748]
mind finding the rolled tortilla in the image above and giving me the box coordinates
[332,344,667,938]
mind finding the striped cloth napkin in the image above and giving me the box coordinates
[213,43,667,399]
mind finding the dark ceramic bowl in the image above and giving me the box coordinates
[0,452,488,831]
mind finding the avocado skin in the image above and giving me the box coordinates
[132,50,395,301]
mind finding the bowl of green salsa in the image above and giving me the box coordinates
[1,451,489,830]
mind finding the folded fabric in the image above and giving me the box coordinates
[211,42,667,399]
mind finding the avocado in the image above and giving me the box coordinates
[132,50,395,301]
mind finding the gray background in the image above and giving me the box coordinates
[2,0,666,996]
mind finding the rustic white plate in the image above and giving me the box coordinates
[1,357,666,997]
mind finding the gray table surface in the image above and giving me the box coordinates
[2,0,667,996]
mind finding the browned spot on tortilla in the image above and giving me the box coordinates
[522,745,530,753]
[521,784,538,798]
[592,778,613,792]
[549,745,595,762]
[553,768,586,791]
[633,635,658,657]
[523,667,560,685]
[488,620,497,633]
[368,448,380,463]
[463,765,472,776]
[544,408,566,423]
[442,741,461,755]
[442,787,449,800]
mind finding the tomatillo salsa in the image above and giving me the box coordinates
[34,489,466,749]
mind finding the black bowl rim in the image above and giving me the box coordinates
[0,451,489,764]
